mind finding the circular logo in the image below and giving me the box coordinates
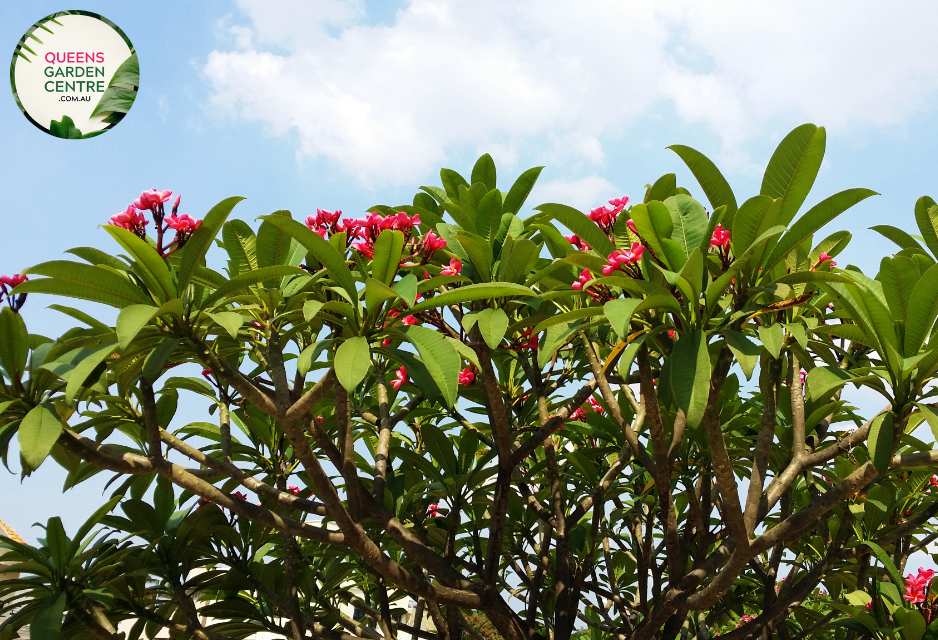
[10,11,138,138]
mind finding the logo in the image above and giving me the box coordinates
[11,11,138,139]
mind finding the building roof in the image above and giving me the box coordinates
[0,519,25,544]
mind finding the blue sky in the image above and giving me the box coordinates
[3,0,938,541]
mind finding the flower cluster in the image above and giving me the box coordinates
[710,223,730,249]
[458,367,475,386]
[735,614,757,627]
[602,243,644,277]
[589,196,630,233]
[441,258,463,276]
[304,208,354,238]
[904,567,935,604]
[0,274,28,312]
[427,503,445,519]
[305,207,452,270]
[569,397,606,421]
[109,205,148,236]
[109,189,202,257]
[165,214,201,235]
[571,269,616,303]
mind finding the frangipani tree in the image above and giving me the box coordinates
[2,124,938,640]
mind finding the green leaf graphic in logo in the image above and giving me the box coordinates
[91,52,139,123]
[49,116,106,139]
[49,115,82,138]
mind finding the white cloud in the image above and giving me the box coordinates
[203,0,938,184]
[529,176,624,214]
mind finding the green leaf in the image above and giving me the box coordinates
[632,202,676,269]
[0,306,29,379]
[259,214,358,306]
[538,321,583,368]
[867,413,895,475]
[476,308,509,350]
[371,230,405,285]
[402,325,459,408]
[222,219,258,276]
[916,403,938,446]
[786,323,807,350]
[760,124,826,226]
[763,188,878,271]
[30,591,66,640]
[603,296,681,340]
[871,224,925,252]
[534,307,607,335]
[901,610,927,640]
[407,282,535,315]
[21,260,153,308]
[202,265,306,307]
[393,274,418,307]
[904,262,938,357]
[68,495,122,562]
[806,366,856,401]
[66,341,118,402]
[440,168,469,201]
[207,312,244,339]
[18,403,62,471]
[603,299,642,338]
[827,603,879,635]
[645,173,677,203]
[334,337,372,392]
[475,189,503,243]
[669,330,711,428]
[499,238,539,283]
[534,203,615,258]
[731,195,776,255]
[724,331,760,380]
[503,166,543,214]
[865,540,905,588]
[255,212,294,267]
[389,349,440,402]
[117,305,157,350]
[297,339,335,377]
[758,324,784,360]
[142,339,181,383]
[915,196,938,259]
[877,256,918,323]
[103,225,175,303]
[421,423,459,475]
[664,195,708,258]
[667,145,738,225]
[177,196,245,293]
[303,301,324,322]
[453,232,493,281]
[49,115,83,138]
[924,619,938,640]
[365,278,405,311]
[471,154,497,190]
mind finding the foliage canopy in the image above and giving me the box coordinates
[3,124,938,640]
